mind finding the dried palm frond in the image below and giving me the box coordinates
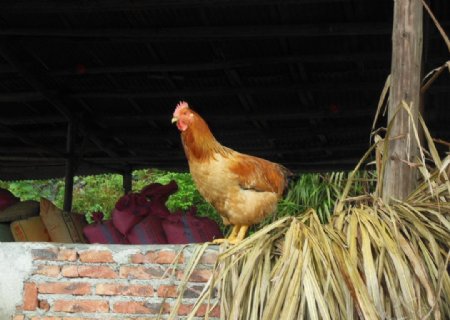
[163,101,450,320]
[163,5,450,317]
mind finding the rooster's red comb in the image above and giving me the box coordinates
[173,101,189,117]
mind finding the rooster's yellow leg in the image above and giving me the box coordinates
[228,225,249,244]
[228,225,240,241]
[212,225,241,244]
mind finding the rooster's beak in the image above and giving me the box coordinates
[171,117,178,124]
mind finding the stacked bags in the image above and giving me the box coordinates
[83,211,128,244]
[0,187,87,243]
[83,180,222,245]
[162,207,222,244]
[0,187,47,242]
[0,189,42,242]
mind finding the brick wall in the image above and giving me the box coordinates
[11,244,219,320]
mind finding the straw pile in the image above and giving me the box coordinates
[169,126,450,319]
[162,102,450,320]
[167,88,450,320]
[163,4,450,319]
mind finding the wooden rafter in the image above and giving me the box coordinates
[0,23,392,39]
[0,39,130,161]
[0,0,350,13]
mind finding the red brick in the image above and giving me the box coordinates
[61,265,79,277]
[32,248,58,261]
[58,249,78,261]
[200,250,219,264]
[23,282,38,311]
[131,250,184,264]
[95,283,153,296]
[183,285,205,299]
[119,318,159,320]
[31,318,97,320]
[79,250,113,263]
[53,300,109,313]
[130,252,154,264]
[63,318,97,320]
[119,266,167,280]
[38,282,91,295]
[177,269,213,282]
[31,317,97,320]
[34,265,60,277]
[178,304,193,316]
[196,304,220,317]
[113,301,168,314]
[157,285,178,298]
[177,304,219,317]
[39,299,50,311]
[78,266,117,278]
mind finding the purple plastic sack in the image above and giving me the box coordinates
[83,212,129,244]
[127,215,168,244]
[162,207,223,244]
[112,193,152,235]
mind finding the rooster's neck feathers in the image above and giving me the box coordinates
[181,112,229,161]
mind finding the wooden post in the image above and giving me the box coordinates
[63,121,76,212]
[122,166,132,194]
[382,0,423,202]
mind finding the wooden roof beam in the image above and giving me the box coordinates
[0,123,66,157]
[1,81,446,102]
[0,53,393,76]
[0,0,354,13]
[0,142,367,162]
[0,39,74,121]
[68,82,449,99]
[101,109,375,123]
[0,23,392,39]
[0,39,128,160]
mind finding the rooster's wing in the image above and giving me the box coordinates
[228,153,290,196]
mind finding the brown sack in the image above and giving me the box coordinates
[0,200,39,223]
[10,216,51,242]
[40,198,87,243]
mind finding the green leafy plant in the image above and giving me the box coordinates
[1,169,376,229]
[0,179,65,203]
[133,169,221,225]
[265,170,377,227]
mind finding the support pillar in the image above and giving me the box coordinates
[122,166,132,194]
[382,0,423,202]
[63,121,76,212]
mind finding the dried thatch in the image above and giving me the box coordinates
[163,79,450,320]
[161,107,450,319]
[162,5,450,319]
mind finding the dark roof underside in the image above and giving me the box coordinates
[0,0,449,180]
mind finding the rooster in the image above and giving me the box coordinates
[171,101,292,244]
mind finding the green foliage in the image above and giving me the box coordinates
[0,169,219,223]
[1,169,376,230]
[133,169,221,225]
[0,179,65,203]
[265,170,377,226]
[72,174,124,220]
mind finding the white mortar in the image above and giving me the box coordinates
[0,242,34,319]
